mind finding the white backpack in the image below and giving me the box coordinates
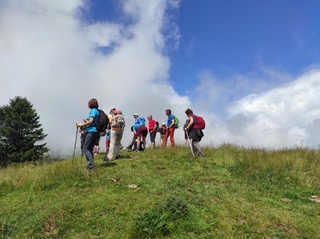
[110,110,125,128]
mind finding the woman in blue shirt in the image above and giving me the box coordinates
[76,98,100,169]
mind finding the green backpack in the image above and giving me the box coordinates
[174,116,179,129]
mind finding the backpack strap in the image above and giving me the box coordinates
[191,114,197,126]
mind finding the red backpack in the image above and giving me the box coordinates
[193,114,206,130]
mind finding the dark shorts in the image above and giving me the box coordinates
[189,129,204,142]
[137,125,148,137]
[150,131,157,142]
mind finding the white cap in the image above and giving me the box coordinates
[133,113,139,116]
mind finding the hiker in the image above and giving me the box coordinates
[76,98,101,169]
[133,113,148,152]
[158,122,167,145]
[106,108,125,161]
[184,108,205,157]
[105,129,110,154]
[183,119,190,146]
[147,115,158,149]
[127,125,144,151]
[163,109,175,147]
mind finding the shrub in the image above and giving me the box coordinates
[129,197,189,238]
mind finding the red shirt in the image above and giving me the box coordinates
[148,119,157,132]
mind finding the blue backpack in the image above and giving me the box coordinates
[140,117,146,126]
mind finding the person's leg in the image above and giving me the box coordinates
[192,141,204,157]
[136,127,145,151]
[189,129,204,157]
[94,145,100,156]
[127,138,134,149]
[83,132,98,168]
[169,127,175,147]
[127,134,136,149]
[150,132,156,149]
[163,131,169,147]
[153,133,156,148]
[136,136,141,151]
[107,129,116,160]
[133,140,137,150]
[142,136,147,149]
[106,138,110,153]
[80,133,87,156]
[94,136,101,156]
[149,132,153,148]
[104,138,110,161]
[142,127,148,149]
[114,129,124,158]
[184,131,188,146]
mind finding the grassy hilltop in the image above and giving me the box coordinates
[1,145,320,239]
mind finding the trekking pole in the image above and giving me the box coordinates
[72,126,79,164]
[185,130,195,157]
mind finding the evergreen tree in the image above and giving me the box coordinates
[0,96,49,166]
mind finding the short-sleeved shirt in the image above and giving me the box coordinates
[148,119,157,132]
[167,114,175,128]
[86,108,99,133]
[134,117,143,131]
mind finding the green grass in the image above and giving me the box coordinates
[1,145,320,238]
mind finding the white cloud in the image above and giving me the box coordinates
[2,0,320,158]
[198,69,320,148]
[0,0,188,156]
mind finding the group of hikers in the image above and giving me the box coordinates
[76,98,205,170]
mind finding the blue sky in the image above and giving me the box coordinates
[2,0,320,155]
[175,1,320,95]
[85,0,320,120]
[87,0,320,95]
